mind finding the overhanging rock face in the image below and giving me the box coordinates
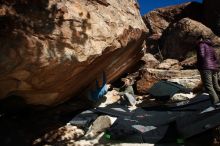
[0,0,147,106]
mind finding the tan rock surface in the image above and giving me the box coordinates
[142,2,202,54]
[143,2,202,36]
[141,53,160,68]
[0,0,147,106]
[33,125,85,145]
[157,59,179,70]
[161,18,220,59]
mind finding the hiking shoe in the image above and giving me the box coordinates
[214,102,220,109]
[215,102,220,106]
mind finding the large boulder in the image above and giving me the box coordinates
[204,0,220,36]
[161,18,220,60]
[136,68,200,95]
[142,2,202,53]
[0,0,147,106]
[143,2,203,36]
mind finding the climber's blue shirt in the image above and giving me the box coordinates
[89,72,108,101]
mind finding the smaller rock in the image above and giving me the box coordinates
[157,59,179,70]
[85,116,116,138]
[170,64,183,70]
[90,116,111,135]
[141,53,160,68]
[98,90,121,107]
[180,56,197,69]
[168,77,201,89]
[171,92,195,101]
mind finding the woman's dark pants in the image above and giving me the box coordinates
[200,70,220,104]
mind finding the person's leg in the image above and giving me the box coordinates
[200,70,220,104]
[213,71,220,93]
[124,93,136,106]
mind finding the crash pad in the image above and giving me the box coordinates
[176,107,220,139]
[143,93,211,111]
[148,81,190,101]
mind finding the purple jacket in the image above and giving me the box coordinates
[197,40,219,71]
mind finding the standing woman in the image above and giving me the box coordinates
[196,35,220,106]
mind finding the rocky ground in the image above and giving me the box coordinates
[0,0,220,145]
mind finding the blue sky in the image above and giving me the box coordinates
[138,0,203,15]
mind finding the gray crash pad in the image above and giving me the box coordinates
[143,93,211,111]
[69,110,98,128]
[147,81,190,101]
